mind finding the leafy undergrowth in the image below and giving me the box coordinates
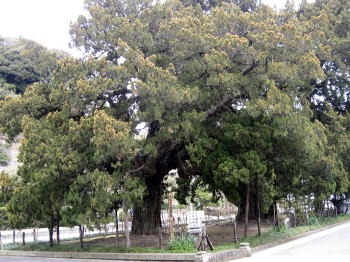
[168,235,197,252]
[6,215,350,254]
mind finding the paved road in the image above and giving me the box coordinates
[237,221,350,262]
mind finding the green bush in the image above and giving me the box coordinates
[272,223,287,232]
[168,235,196,252]
[308,216,320,225]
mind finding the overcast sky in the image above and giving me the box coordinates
[0,0,309,57]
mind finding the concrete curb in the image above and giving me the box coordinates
[205,248,249,262]
[0,250,196,261]
[0,249,249,262]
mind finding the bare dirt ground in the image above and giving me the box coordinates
[85,220,273,249]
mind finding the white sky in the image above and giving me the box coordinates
[0,0,308,57]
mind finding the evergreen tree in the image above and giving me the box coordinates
[0,0,349,235]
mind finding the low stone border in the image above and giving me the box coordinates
[202,247,250,262]
[0,250,196,261]
[0,248,250,262]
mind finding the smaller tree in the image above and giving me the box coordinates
[0,171,16,230]
[92,110,144,248]
[8,111,94,246]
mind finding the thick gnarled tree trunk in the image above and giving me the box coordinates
[131,138,183,235]
[132,173,162,235]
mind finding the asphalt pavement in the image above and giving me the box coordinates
[237,221,350,262]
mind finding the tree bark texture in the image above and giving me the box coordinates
[233,218,237,243]
[0,232,3,250]
[124,202,130,248]
[244,184,250,238]
[79,225,84,248]
[256,187,261,237]
[22,232,25,246]
[56,213,60,245]
[49,220,54,248]
[131,140,184,235]
[132,173,162,235]
[115,210,119,247]
[168,192,174,241]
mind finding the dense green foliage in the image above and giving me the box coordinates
[0,142,10,166]
[0,0,349,240]
[0,37,69,96]
[0,37,38,96]
[0,171,16,229]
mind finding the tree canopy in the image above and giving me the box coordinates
[0,0,349,236]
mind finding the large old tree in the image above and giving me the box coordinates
[69,0,339,234]
[0,0,349,235]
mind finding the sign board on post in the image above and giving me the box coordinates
[187,211,205,234]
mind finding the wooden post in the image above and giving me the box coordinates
[122,220,125,236]
[233,216,238,243]
[104,224,108,237]
[327,200,330,217]
[79,225,84,248]
[256,186,261,237]
[202,224,207,251]
[22,232,25,246]
[183,209,186,227]
[0,232,3,250]
[115,211,119,247]
[124,202,130,249]
[159,227,162,249]
[206,232,214,251]
[168,192,174,242]
[275,202,280,228]
[304,196,309,225]
[33,229,36,243]
[161,210,164,228]
[56,211,60,245]
[244,184,250,238]
[196,224,214,251]
[12,231,15,244]
[49,219,54,248]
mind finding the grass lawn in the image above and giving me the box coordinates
[5,243,189,253]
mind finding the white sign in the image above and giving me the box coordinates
[187,211,205,233]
